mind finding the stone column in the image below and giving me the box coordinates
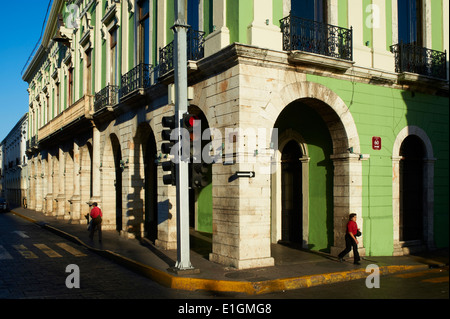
[330,153,365,257]
[70,140,81,222]
[209,127,275,270]
[45,152,54,216]
[56,146,66,218]
[91,125,101,206]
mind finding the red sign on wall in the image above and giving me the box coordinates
[372,137,381,150]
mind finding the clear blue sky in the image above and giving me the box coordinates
[0,0,53,142]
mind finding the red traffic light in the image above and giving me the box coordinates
[183,114,200,128]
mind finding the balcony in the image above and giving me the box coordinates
[159,28,205,78]
[94,84,120,112]
[38,95,92,145]
[390,43,447,81]
[120,63,153,98]
[280,15,353,70]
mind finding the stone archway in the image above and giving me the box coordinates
[392,125,435,255]
[268,81,363,257]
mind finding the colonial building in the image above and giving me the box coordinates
[22,0,448,269]
[0,114,29,207]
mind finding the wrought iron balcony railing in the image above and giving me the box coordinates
[390,43,447,80]
[280,15,353,61]
[94,84,120,112]
[159,28,205,77]
[121,63,152,97]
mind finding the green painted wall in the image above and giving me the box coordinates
[306,74,449,254]
[227,0,253,44]
[431,0,443,51]
[166,0,174,44]
[196,168,213,233]
[338,0,349,28]
[362,0,373,48]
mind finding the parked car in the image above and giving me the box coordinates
[0,197,9,212]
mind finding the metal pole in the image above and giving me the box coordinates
[173,0,193,271]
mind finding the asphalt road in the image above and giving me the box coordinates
[1,210,447,315]
[0,212,203,299]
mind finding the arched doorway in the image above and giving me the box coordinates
[273,100,334,252]
[392,126,435,255]
[111,135,123,233]
[281,140,303,244]
[399,135,425,242]
[144,130,158,242]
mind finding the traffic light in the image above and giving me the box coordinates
[192,162,209,188]
[161,115,176,185]
[182,113,201,162]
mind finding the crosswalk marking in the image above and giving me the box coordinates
[1,243,87,260]
[0,245,13,260]
[12,244,38,259]
[34,244,63,258]
[56,242,87,257]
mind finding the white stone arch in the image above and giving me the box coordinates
[392,125,435,255]
[266,81,363,256]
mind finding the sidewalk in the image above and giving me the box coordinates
[10,207,449,295]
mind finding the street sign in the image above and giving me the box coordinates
[372,136,381,150]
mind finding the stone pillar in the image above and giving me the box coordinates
[209,127,275,270]
[70,140,81,222]
[91,125,101,205]
[45,152,54,216]
[35,156,43,212]
[330,153,365,257]
[56,146,66,219]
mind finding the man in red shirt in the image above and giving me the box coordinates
[89,202,103,242]
[338,213,361,265]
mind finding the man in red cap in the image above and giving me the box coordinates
[89,202,103,242]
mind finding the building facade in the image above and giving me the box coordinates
[22,0,448,269]
[0,114,29,208]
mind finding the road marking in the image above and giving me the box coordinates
[34,244,63,258]
[56,243,87,257]
[12,231,30,238]
[13,244,38,259]
[0,245,13,260]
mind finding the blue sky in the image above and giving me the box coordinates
[0,0,53,141]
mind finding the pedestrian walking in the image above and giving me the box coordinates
[89,202,103,242]
[338,213,361,265]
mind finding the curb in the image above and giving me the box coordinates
[9,209,433,295]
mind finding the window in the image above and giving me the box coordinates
[110,28,118,86]
[291,0,327,23]
[68,67,73,106]
[398,0,422,45]
[138,0,150,64]
[86,50,92,94]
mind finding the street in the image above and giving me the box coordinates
[1,211,448,303]
[0,212,204,299]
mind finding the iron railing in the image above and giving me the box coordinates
[280,15,353,61]
[390,43,447,80]
[94,84,120,112]
[121,63,152,97]
[159,28,205,76]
